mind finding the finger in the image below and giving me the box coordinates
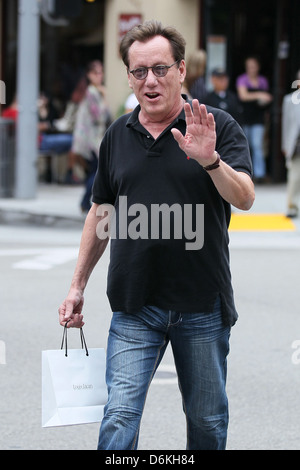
[199,104,209,126]
[63,299,76,321]
[58,301,67,326]
[199,105,216,131]
[191,99,201,124]
[58,299,78,326]
[65,314,85,329]
[171,128,186,148]
[183,102,193,127]
[207,112,216,130]
[62,314,85,329]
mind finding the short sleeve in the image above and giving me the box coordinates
[92,132,116,206]
[236,74,248,88]
[214,108,253,177]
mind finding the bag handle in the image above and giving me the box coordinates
[61,321,89,357]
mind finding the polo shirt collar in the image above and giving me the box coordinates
[126,94,189,129]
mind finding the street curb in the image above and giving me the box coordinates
[0,207,85,228]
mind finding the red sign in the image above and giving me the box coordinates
[118,14,143,44]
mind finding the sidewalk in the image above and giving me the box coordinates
[230,184,300,241]
[0,181,298,228]
[0,183,86,227]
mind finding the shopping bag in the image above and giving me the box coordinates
[42,324,107,428]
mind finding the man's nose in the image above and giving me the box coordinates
[145,69,158,86]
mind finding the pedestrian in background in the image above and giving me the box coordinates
[281,70,300,218]
[38,91,73,157]
[183,49,207,102]
[59,20,254,450]
[204,68,243,125]
[236,56,272,183]
[65,60,111,212]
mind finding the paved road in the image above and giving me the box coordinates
[1,207,300,450]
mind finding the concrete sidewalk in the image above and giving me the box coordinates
[0,181,298,228]
[0,183,86,227]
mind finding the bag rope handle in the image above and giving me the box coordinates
[61,320,89,357]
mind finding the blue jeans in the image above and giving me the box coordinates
[243,124,266,178]
[39,133,73,154]
[98,298,231,450]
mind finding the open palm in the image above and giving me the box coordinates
[171,99,217,166]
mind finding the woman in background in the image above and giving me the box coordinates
[183,49,207,103]
[236,56,272,182]
[66,60,111,212]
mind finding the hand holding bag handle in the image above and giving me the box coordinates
[60,320,89,357]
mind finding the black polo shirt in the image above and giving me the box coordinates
[92,96,252,326]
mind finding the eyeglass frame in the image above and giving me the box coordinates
[129,60,181,80]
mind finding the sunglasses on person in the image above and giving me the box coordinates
[129,60,180,80]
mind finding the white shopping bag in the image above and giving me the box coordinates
[42,326,107,428]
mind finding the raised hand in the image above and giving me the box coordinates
[171,99,217,167]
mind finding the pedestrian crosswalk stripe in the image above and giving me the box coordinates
[0,341,6,365]
[0,247,78,270]
[229,213,296,232]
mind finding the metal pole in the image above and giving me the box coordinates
[15,0,40,199]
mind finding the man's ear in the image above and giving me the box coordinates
[179,60,186,85]
[127,69,134,90]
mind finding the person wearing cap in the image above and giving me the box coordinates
[204,68,243,124]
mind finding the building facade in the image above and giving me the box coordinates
[1,0,300,181]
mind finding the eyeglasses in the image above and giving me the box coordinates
[129,60,180,80]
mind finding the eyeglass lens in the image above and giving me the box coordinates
[131,61,179,80]
[135,66,167,79]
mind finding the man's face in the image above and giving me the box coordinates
[127,35,186,122]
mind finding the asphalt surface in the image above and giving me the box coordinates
[0,183,300,450]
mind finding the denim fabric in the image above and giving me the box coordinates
[98,297,231,450]
[39,133,73,154]
[243,124,266,178]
